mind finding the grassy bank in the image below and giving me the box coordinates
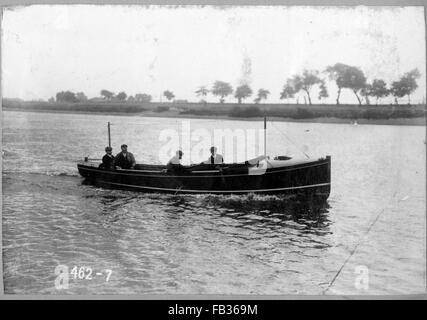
[3,99,426,125]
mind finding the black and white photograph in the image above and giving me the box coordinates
[1,4,426,296]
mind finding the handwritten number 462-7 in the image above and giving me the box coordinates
[54,265,112,290]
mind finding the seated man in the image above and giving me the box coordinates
[100,146,115,170]
[204,146,224,165]
[166,150,184,171]
[114,144,136,169]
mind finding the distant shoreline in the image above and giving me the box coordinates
[3,107,425,126]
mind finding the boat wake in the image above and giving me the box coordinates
[2,169,79,178]
[202,193,330,216]
[2,170,83,195]
[138,192,331,221]
[2,149,20,159]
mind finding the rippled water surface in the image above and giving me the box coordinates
[2,110,426,295]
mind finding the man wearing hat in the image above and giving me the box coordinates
[100,146,115,170]
[114,144,136,169]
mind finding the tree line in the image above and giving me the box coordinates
[53,90,153,103]
[193,64,420,106]
[322,63,421,105]
[52,63,421,105]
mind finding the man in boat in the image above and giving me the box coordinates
[204,146,224,165]
[100,146,115,170]
[114,144,136,169]
[167,150,183,166]
[166,150,185,172]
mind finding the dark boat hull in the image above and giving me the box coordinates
[77,156,331,199]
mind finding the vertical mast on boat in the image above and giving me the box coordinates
[107,122,111,147]
[264,116,267,157]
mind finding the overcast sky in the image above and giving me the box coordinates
[2,5,426,104]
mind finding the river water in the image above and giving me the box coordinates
[2,110,426,295]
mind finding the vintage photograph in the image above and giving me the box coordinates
[1,5,426,295]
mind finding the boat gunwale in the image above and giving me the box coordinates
[95,180,331,194]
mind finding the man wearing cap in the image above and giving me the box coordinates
[100,146,115,170]
[114,144,136,169]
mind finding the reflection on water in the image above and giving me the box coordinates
[92,190,332,233]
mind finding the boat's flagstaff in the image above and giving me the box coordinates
[264,115,267,158]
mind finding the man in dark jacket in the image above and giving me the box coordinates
[114,144,136,169]
[100,146,115,170]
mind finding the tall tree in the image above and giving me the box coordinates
[368,79,389,105]
[280,70,323,105]
[325,63,367,105]
[56,91,78,103]
[368,79,390,104]
[299,70,324,105]
[280,79,298,102]
[135,93,152,102]
[195,86,209,99]
[116,91,127,101]
[195,86,209,105]
[360,85,371,105]
[390,69,421,105]
[100,90,114,100]
[348,67,367,105]
[211,81,233,103]
[318,80,329,101]
[254,88,270,104]
[234,84,253,104]
[163,90,175,101]
[325,63,347,105]
[76,92,88,102]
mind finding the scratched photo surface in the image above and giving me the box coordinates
[2,5,426,294]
